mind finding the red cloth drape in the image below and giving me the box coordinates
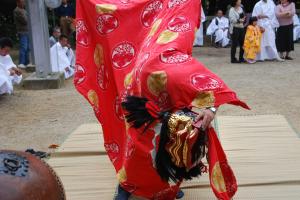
[75,0,249,199]
[208,128,238,200]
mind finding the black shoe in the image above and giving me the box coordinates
[285,56,293,60]
[231,58,240,63]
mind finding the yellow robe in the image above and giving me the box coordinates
[243,25,262,60]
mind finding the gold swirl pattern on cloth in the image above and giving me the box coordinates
[147,71,167,96]
[87,90,99,108]
[157,30,179,44]
[124,71,133,88]
[94,44,105,68]
[167,114,194,168]
[95,4,117,14]
[192,91,215,109]
[211,162,227,193]
[117,166,127,183]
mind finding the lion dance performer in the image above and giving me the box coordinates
[75,0,249,199]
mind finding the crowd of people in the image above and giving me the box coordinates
[197,0,299,64]
[49,28,75,79]
[0,0,75,95]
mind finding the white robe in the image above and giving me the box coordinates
[49,36,57,48]
[206,17,230,47]
[194,6,206,46]
[252,0,280,61]
[293,14,300,41]
[66,48,76,67]
[50,42,75,79]
[0,63,13,95]
[0,55,22,95]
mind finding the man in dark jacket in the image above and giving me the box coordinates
[13,0,30,69]
[55,0,75,37]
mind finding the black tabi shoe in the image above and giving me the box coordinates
[285,56,293,60]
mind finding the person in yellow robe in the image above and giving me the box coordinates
[243,17,264,63]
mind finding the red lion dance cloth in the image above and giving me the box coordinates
[75,0,249,199]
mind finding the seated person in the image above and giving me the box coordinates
[207,10,230,48]
[0,37,22,95]
[293,14,300,42]
[50,34,75,79]
[49,26,62,48]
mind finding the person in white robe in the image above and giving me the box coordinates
[0,63,13,95]
[50,34,75,79]
[206,10,230,47]
[293,14,300,42]
[194,6,206,47]
[0,38,22,95]
[252,0,283,61]
[66,46,75,67]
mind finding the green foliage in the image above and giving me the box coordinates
[0,12,17,42]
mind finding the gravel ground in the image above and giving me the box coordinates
[0,45,299,151]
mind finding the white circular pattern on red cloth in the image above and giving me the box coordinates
[112,42,136,69]
[76,20,89,47]
[96,14,119,35]
[97,65,109,90]
[104,142,120,164]
[167,16,191,32]
[191,74,223,91]
[160,49,190,64]
[141,0,163,27]
[168,0,189,8]
[74,64,86,85]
